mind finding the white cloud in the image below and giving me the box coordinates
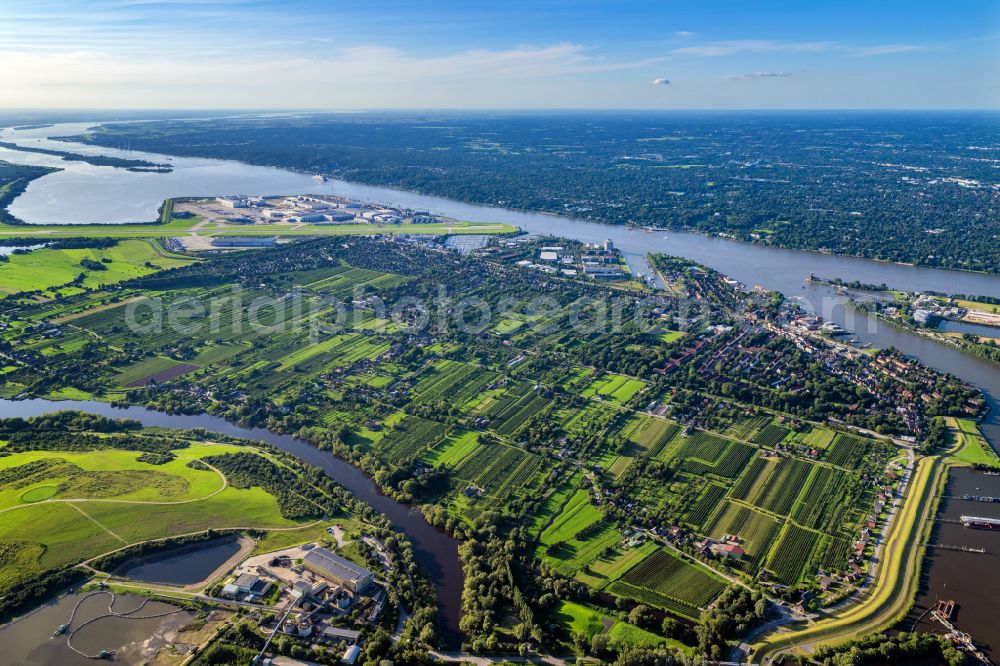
[652,77,671,85]
[673,39,924,59]
[672,40,834,57]
[728,71,792,80]
[675,31,697,38]
[849,44,920,57]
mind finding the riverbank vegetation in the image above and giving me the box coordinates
[838,283,1000,367]
[0,140,171,173]
[0,160,60,224]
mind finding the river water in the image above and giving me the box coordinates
[906,468,1000,658]
[1,121,1000,652]
[0,591,195,665]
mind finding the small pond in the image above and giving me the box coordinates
[116,536,243,586]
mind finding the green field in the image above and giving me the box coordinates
[575,541,658,589]
[528,474,583,539]
[625,415,679,456]
[765,523,821,585]
[538,489,603,546]
[947,417,998,466]
[658,330,686,344]
[799,426,837,450]
[707,502,781,564]
[422,430,482,467]
[582,373,647,404]
[607,621,687,651]
[0,441,309,592]
[0,239,194,295]
[112,355,193,387]
[616,548,727,612]
[555,600,612,638]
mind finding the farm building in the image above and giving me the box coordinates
[303,547,374,593]
[710,542,745,560]
[320,625,361,644]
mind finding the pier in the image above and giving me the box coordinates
[927,601,993,665]
[933,544,987,554]
[962,494,1000,503]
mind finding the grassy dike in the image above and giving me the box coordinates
[752,453,945,661]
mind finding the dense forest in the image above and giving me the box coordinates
[65,111,1000,272]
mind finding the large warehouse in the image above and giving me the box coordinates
[302,547,375,593]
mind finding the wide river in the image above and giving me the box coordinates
[1,121,999,650]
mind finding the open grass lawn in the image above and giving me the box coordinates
[554,600,687,651]
[582,373,647,404]
[954,298,1000,313]
[0,503,121,590]
[543,523,623,576]
[191,343,247,366]
[0,441,304,593]
[539,489,603,546]
[422,430,481,467]
[658,330,687,344]
[0,239,195,296]
[947,417,998,466]
[575,541,658,589]
[555,600,612,639]
[527,474,582,539]
[799,425,837,450]
[607,621,687,651]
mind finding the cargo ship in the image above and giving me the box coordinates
[960,515,1000,530]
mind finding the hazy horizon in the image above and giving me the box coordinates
[2,0,997,111]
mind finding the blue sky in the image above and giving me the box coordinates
[1,0,997,109]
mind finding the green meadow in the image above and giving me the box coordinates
[0,441,307,592]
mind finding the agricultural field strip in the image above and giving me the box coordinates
[765,523,821,585]
[619,548,727,609]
